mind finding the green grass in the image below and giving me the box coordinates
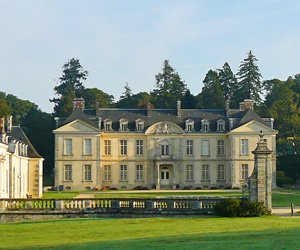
[1,217,300,249]
[276,188,300,194]
[272,193,300,207]
[42,191,79,199]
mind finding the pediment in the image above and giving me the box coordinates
[145,122,184,135]
[230,120,277,134]
[54,119,100,133]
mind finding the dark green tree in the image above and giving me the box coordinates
[50,58,88,117]
[81,88,114,109]
[198,70,225,109]
[151,60,187,108]
[0,99,11,116]
[181,89,197,108]
[236,50,263,103]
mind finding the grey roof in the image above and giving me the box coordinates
[6,126,42,158]
[237,109,264,127]
[63,108,95,126]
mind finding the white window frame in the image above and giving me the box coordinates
[136,119,144,132]
[120,140,127,155]
[104,165,111,181]
[186,140,193,155]
[104,140,111,155]
[186,165,194,181]
[119,119,129,132]
[161,141,169,156]
[84,165,92,181]
[104,119,113,132]
[120,165,128,181]
[64,165,72,181]
[202,165,209,180]
[217,120,225,132]
[64,139,72,155]
[185,120,195,132]
[136,140,143,155]
[241,164,249,180]
[201,140,209,156]
[241,139,249,155]
[201,119,210,132]
[136,165,143,181]
[84,139,92,155]
[218,165,225,180]
[217,140,225,155]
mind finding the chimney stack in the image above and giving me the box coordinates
[240,99,255,111]
[6,115,12,131]
[177,100,181,117]
[147,102,151,117]
[225,100,230,116]
[73,98,85,111]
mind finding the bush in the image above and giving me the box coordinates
[276,176,295,188]
[210,187,218,190]
[132,186,141,190]
[183,186,192,190]
[194,187,202,190]
[140,186,150,190]
[109,187,118,190]
[214,198,271,217]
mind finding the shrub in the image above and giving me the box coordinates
[140,186,150,190]
[109,187,118,190]
[132,186,141,190]
[194,187,202,190]
[214,198,271,217]
[183,186,192,190]
[151,184,156,189]
[176,184,180,189]
[276,176,295,188]
[210,187,218,190]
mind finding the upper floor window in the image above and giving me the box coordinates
[120,140,127,155]
[119,118,129,132]
[201,140,209,156]
[104,140,111,155]
[135,119,144,132]
[104,119,112,132]
[201,119,210,132]
[241,139,249,155]
[185,119,195,132]
[64,139,72,155]
[161,141,169,156]
[217,140,225,155]
[217,119,225,132]
[136,140,143,155]
[186,140,193,155]
[84,139,92,155]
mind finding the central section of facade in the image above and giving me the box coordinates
[54,99,277,191]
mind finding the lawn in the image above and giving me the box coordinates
[272,192,300,207]
[42,191,79,199]
[1,216,300,249]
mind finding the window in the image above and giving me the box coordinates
[104,140,111,155]
[201,119,210,132]
[64,139,72,155]
[104,119,112,132]
[161,141,169,156]
[217,119,225,132]
[218,165,225,180]
[120,165,128,181]
[202,165,209,180]
[186,165,194,180]
[119,118,128,132]
[186,140,193,155]
[84,165,92,181]
[84,139,92,155]
[241,139,249,155]
[104,165,111,181]
[241,164,249,180]
[136,119,144,132]
[136,165,143,180]
[64,165,72,181]
[185,119,194,132]
[202,140,209,156]
[218,140,225,155]
[120,140,127,155]
[136,140,143,155]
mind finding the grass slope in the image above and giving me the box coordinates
[1,217,300,249]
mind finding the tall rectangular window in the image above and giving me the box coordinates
[186,165,194,180]
[64,165,72,181]
[202,140,209,156]
[64,139,72,155]
[241,164,249,180]
[241,139,249,155]
[84,139,92,155]
[120,140,127,155]
[104,165,111,181]
[136,165,143,180]
[120,165,128,181]
[84,165,92,181]
[136,140,143,155]
[186,140,193,155]
[218,140,225,155]
[161,144,169,155]
[202,165,209,180]
[218,165,225,180]
[104,140,111,155]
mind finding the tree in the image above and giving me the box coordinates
[0,99,11,116]
[50,58,88,117]
[198,70,225,109]
[236,50,263,103]
[81,88,114,109]
[181,89,197,108]
[120,82,132,99]
[151,60,187,108]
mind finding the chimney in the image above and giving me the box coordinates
[73,98,85,111]
[240,99,255,111]
[177,100,181,117]
[269,118,274,129]
[147,102,151,117]
[6,115,12,131]
[225,100,230,116]
[0,116,5,142]
[97,117,102,129]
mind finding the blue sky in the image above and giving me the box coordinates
[1,0,300,112]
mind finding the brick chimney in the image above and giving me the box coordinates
[177,100,181,117]
[73,98,85,111]
[239,99,255,111]
[147,102,151,117]
[6,115,12,131]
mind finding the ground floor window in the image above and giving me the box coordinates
[202,165,209,180]
[218,165,225,180]
[104,165,111,181]
[241,164,249,180]
[136,165,143,181]
[120,165,128,181]
[84,165,92,181]
[186,165,194,180]
[64,165,72,181]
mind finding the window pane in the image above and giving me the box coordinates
[65,139,72,155]
[84,139,92,155]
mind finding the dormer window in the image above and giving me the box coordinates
[185,119,194,132]
[135,119,144,132]
[201,119,210,132]
[104,119,113,132]
[217,119,225,132]
[119,118,129,132]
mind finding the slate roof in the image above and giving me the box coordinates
[6,126,42,158]
[58,106,273,132]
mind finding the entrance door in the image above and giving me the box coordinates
[160,167,170,185]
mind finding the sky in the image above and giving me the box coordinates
[1,0,300,113]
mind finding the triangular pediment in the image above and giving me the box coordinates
[145,122,185,135]
[54,119,100,133]
[230,120,277,134]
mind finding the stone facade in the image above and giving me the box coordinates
[54,99,277,191]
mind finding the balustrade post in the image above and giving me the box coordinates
[0,200,5,212]
[84,200,91,209]
[26,201,33,209]
[111,199,120,209]
[55,200,65,210]
[145,200,154,209]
